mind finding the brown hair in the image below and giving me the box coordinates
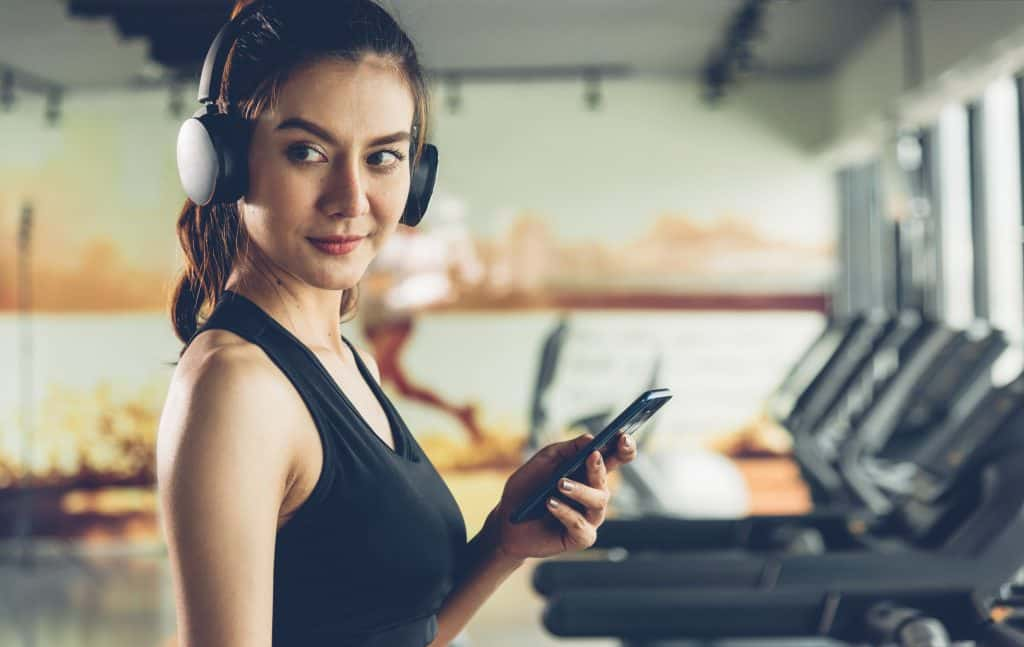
[170,0,430,350]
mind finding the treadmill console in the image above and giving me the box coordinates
[912,375,1024,503]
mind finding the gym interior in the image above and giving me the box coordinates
[3,0,1024,645]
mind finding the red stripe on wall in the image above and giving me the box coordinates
[436,292,829,312]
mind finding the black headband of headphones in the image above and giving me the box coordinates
[196,2,267,106]
[196,1,422,142]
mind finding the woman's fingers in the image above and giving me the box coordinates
[585,449,609,524]
[549,450,609,527]
[585,450,608,491]
[546,497,597,550]
[544,442,619,551]
[556,475,610,514]
[603,432,637,472]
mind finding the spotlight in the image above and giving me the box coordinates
[1,70,14,111]
[445,74,462,115]
[168,81,185,118]
[702,62,731,105]
[583,70,602,111]
[45,89,62,127]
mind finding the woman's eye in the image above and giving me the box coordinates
[367,149,405,169]
[286,144,327,163]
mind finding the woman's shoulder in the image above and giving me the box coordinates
[175,328,288,393]
[160,328,306,481]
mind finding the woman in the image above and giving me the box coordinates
[157,1,638,645]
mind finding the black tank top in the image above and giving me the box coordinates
[193,290,469,646]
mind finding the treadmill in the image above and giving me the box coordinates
[536,373,1024,645]
[533,372,1024,595]
[540,431,1024,647]
[541,581,1024,646]
[838,321,1007,516]
[594,320,1004,558]
[780,311,897,443]
[792,311,934,505]
[766,313,869,430]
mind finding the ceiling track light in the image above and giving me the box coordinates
[444,74,462,115]
[168,79,185,118]
[583,70,603,111]
[701,0,768,104]
[1,69,15,111]
[0,62,63,120]
[45,89,62,127]
[428,65,628,116]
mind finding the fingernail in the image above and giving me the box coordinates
[560,478,575,492]
[624,436,633,449]
[595,453,603,466]
[547,498,560,508]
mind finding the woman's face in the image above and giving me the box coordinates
[240,55,415,291]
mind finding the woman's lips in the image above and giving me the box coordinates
[307,236,364,256]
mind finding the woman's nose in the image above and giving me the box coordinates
[320,158,370,218]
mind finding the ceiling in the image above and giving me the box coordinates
[0,0,895,93]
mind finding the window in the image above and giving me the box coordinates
[977,77,1024,383]
[935,104,974,327]
[835,161,890,315]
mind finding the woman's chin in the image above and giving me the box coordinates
[285,254,369,291]
[305,269,365,292]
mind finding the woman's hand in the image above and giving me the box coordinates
[486,432,638,561]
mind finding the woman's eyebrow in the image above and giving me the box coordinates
[276,117,337,144]
[275,117,410,147]
[367,131,412,146]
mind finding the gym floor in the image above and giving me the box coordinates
[0,538,611,647]
[0,540,844,647]
[0,459,816,646]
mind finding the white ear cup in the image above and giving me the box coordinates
[177,117,219,206]
[176,110,248,206]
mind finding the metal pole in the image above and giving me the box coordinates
[14,203,34,568]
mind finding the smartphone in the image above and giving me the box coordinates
[510,388,673,524]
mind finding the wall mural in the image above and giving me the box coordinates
[0,187,829,542]
[0,85,833,542]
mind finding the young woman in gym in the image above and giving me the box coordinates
[156,1,638,645]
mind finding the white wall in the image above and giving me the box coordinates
[429,76,835,248]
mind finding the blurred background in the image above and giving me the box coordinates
[1,0,1023,645]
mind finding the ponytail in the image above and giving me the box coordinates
[170,200,245,350]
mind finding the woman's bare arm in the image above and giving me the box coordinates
[429,516,525,646]
[157,345,300,647]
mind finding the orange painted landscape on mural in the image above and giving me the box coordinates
[0,233,169,312]
[0,211,831,313]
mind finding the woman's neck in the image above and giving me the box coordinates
[225,263,347,357]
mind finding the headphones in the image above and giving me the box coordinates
[175,1,438,227]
